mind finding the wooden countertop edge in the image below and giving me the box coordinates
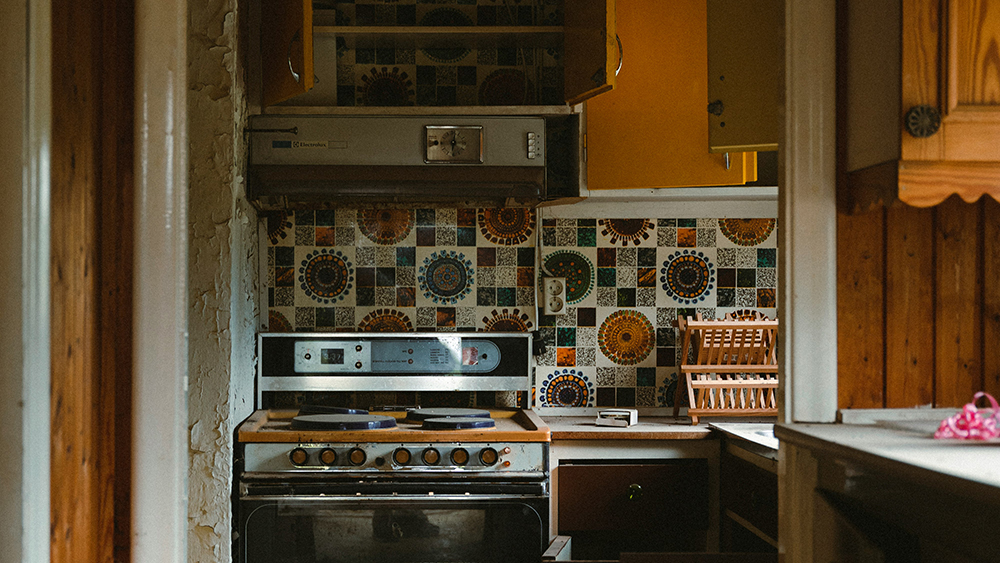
[549,429,713,440]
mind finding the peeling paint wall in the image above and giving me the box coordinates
[187,0,257,561]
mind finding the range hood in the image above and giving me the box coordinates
[247,115,571,209]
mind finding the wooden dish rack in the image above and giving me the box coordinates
[673,313,779,424]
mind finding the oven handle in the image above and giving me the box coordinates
[241,493,547,502]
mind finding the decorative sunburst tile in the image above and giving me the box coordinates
[598,219,656,247]
[657,248,718,307]
[536,368,595,407]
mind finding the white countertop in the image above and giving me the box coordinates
[776,413,1000,503]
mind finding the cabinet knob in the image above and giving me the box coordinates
[628,483,642,501]
[904,105,941,138]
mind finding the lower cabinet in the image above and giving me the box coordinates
[719,445,777,553]
[556,460,710,560]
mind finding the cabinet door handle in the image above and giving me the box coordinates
[287,29,302,83]
[628,483,642,501]
[615,34,623,77]
[904,105,941,138]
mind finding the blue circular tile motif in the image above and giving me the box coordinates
[419,250,474,304]
[660,250,715,304]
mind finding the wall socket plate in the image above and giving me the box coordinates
[542,277,567,316]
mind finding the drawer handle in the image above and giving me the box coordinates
[628,483,642,501]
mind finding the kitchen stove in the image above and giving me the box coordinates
[236,332,549,563]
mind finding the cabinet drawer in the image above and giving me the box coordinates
[557,460,709,532]
[720,450,777,541]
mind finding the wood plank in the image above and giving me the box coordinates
[934,197,982,406]
[836,209,886,408]
[982,197,1000,398]
[50,0,103,559]
[898,160,1000,207]
[103,0,134,559]
[900,0,945,161]
[884,204,935,407]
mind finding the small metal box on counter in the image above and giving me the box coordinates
[595,409,638,427]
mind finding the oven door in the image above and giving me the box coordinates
[238,493,548,563]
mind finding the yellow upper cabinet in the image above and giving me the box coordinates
[586,0,757,189]
[839,0,1000,210]
[257,0,616,111]
[261,0,314,107]
[706,0,782,154]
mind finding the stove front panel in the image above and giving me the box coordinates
[244,441,547,474]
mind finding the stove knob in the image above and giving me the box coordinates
[422,448,440,465]
[393,448,411,465]
[320,448,337,466]
[451,448,469,466]
[479,447,499,466]
[289,448,308,466]
[349,447,367,466]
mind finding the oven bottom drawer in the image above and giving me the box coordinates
[238,496,548,563]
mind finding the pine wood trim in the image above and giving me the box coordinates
[50,0,133,561]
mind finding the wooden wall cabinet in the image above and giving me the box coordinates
[585,0,757,190]
[258,0,617,113]
[838,0,1000,212]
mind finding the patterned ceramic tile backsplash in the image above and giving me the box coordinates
[326,0,564,107]
[535,217,777,409]
[262,209,777,410]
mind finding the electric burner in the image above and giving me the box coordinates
[297,405,368,415]
[421,416,497,430]
[289,413,397,431]
[404,407,492,423]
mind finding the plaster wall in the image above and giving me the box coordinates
[187,1,257,561]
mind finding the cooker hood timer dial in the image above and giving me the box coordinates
[425,125,483,164]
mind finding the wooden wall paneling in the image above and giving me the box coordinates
[884,205,935,407]
[933,197,982,406]
[103,0,134,560]
[836,209,886,408]
[982,197,1000,398]
[50,0,132,561]
[50,0,103,558]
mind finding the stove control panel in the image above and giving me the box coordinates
[294,340,370,373]
[244,442,546,474]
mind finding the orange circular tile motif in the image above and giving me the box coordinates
[478,208,535,246]
[268,310,293,332]
[598,219,654,246]
[719,218,775,246]
[598,310,655,365]
[299,249,353,303]
[359,208,415,245]
[358,309,413,332]
[482,308,533,332]
[540,369,593,407]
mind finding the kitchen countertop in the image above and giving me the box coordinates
[776,416,1000,504]
[542,416,714,440]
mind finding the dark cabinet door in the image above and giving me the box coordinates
[557,460,709,560]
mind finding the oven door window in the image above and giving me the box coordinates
[240,498,545,563]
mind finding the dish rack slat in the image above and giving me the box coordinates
[673,313,779,425]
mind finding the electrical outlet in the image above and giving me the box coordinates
[542,277,567,315]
